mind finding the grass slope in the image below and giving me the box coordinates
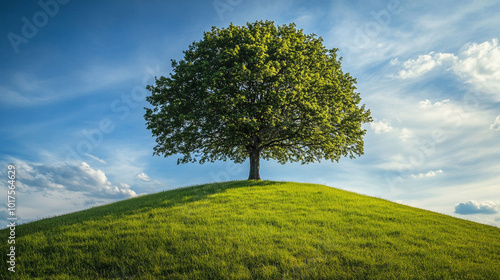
[1,181,499,279]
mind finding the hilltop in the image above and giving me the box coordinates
[1,181,499,279]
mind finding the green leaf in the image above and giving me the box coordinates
[144,20,372,177]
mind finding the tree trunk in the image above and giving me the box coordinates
[248,149,261,180]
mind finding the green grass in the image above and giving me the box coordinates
[1,181,499,279]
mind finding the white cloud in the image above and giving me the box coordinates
[390,57,399,65]
[455,200,498,215]
[394,39,500,99]
[399,128,413,142]
[453,39,500,95]
[136,172,151,182]
[491,116,500,130]
[396,52,457,79]
[85,153,107,164]
[398,53,437,79]
[418,99,450,109]
[410,169,443,179]
[86,145,169,193]
[134,172,170,192]
[14,160,137,199]
[370,120,393,134]
[0,159,141,225]
[370,119,412,141]
[119,183,132,189]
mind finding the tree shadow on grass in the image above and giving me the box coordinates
[2,180,279,237]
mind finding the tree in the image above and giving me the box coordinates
[144,20,372,180]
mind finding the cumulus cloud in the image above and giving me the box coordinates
[371,120,393,134]
[399,128,414,142]
[397,53,437,79]
[371,120,414,142]
[455,200,498,215]
[410,169,443,179]
[395,39,500,98]
[418,99,450,109]
[136,172,151,182]
[396,52,457,79]
[453,39,500,94]
[490,116,500,130]
[15,160,137,199]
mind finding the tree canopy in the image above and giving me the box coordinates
[144,20,372,180]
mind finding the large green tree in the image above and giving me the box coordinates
[145,20,372,180]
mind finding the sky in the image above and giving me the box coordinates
[1,0,499,228]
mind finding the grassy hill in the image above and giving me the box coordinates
[1,181,499,279]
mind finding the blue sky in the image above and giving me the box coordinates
[1,0,499,227]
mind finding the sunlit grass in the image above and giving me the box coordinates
[1,181,499,279]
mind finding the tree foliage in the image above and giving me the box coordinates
[145,20,372,180]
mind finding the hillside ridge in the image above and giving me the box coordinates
[2,181,499,279]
